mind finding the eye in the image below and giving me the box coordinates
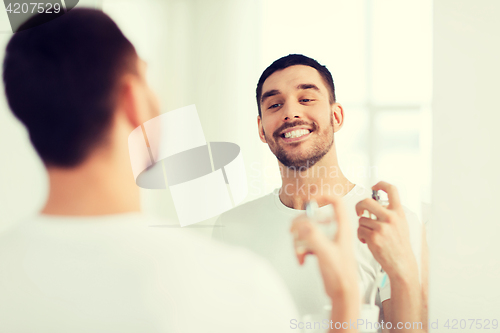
[300,99,314,103]
[268,103,282,109]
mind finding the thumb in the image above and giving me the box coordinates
[310,194,350,243]
[295,220,335,261]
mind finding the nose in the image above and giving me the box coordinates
[282,103,301,121]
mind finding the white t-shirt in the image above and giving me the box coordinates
[212,185,423,320]
[0,212,299,333]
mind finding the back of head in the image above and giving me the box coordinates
[3,8,137,167]
[256,54,336,117]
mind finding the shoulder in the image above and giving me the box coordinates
[343,185,372,208]
[212,189,292,246]
[217,190,278,224]
[0,219,32,254]
[203,242,300,330]
[148,230,300,327]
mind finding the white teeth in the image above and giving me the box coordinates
[284,129,310,139]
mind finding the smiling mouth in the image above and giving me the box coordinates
[281,129,312,139]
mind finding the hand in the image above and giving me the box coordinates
[290,194,358,300]
[356,181,418,278]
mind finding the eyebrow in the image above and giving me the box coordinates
[260,83,321,104]
[261,89,280,103]
[297,83,320,92]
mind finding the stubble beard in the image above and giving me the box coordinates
[264,112,335,170]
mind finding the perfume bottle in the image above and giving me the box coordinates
[372,189,389,208]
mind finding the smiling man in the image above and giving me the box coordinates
[213,54,426,330]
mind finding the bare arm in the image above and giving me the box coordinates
[381,269,423,332]
[381,224,429,333]
[356,182,424,332]
[382,301,391,333]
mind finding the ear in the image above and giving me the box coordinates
[116,74,149,130]
[331,103,345,133]
[257,115,267,143]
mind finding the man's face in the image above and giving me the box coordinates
[258,65,342,169]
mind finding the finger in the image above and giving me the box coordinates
[372,181,401,209]
[358,217,382,231]
[309,194,349,243]
[355,198,390,221]
[290,214,310,234]
[296,250,306,265]
[291,216,337,264]
[357,225,373,244]
[296,251,313,265]
[290,217,318,249]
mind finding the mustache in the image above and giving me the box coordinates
[272,120,318,138]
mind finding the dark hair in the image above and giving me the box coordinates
[3,8,137,167]
[256,54,336,117]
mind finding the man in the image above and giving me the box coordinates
[0,9,307,332]
[213,54,427,330]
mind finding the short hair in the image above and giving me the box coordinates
[256,54,336,117]
[3,8,138,167]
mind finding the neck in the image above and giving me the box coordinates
[41,145,141,216]
[278,148,354,210]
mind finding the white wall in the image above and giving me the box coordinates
[430,1,500,330]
